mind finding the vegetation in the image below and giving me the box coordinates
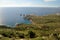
[0,14,60,40]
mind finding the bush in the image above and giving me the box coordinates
[16,32,25,38]
[1,32,13,38]
[53,33,60,40]
[28,31,36,38]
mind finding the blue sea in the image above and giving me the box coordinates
[0,7,60,26]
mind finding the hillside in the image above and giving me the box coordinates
[0,14,60,40]
[15,14,60,40]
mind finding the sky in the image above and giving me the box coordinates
[0,0,60,7]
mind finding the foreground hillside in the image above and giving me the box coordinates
[0,14,60,40]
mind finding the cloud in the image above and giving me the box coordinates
[0,4,59,7]
[44,0,56,2]
[0,0,58,7]
[0,0,33,7]
[0,3,32,7]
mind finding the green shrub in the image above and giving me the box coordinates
[28,31,36,38]
[16,32,25,38]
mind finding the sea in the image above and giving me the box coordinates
[0,7,60,26]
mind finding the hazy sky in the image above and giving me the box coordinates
[0,0,60,7]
